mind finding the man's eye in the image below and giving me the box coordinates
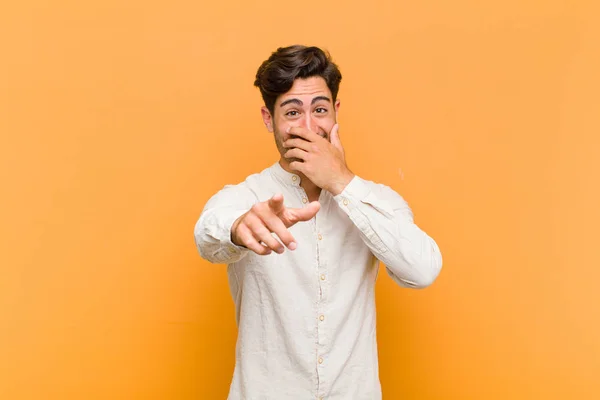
[286,110,299,117]
[315,108,327,114]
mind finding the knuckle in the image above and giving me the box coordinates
[244,217,256,230]
[241,233,253,245]
[250,223,264,235]
[253,222,263,233]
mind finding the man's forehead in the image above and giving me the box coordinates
[278,77,331,102]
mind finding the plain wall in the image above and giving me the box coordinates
[1,1,599,398]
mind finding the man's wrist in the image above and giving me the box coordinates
[327,170,355,195]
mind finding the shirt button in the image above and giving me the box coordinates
[320,274,326,281]
[302,197,308,204]
[342,198,349,206]
[319,315,325,321]
[318,357,324,364]
[317,233,322,240]
[292,175,298,181]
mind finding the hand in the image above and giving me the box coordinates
[283,124,354,195]
[231,193,320,256]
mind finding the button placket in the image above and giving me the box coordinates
[314,199,329,396]
[316,227,327,343]
[296,187,329,395]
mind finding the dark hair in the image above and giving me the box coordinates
[254,45,342,114]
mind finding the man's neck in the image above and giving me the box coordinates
[278,159,322,201]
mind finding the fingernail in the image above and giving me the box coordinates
[289,242,297,250]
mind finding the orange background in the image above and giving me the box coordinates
[1,1,599,399]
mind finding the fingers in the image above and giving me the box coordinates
[262,212,297,250]
[288,160,305,175]
[287,126,321,142]
[234,194,319,256]
[330,123,343,152]
[289,201,321,223]
[267,193,285,214]
[236,214,286,254]
[330,123,339,137]
[235,223,273,255]
[283,137,313,152]
[284,147,309,161]
[235,195,298,255]
[248,220,286,254]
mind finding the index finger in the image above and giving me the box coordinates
[262,213,297,250]
[267,193,285,214]
[287,126,321,142]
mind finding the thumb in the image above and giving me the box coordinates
[330,123,343,153]
[288,201,321,225]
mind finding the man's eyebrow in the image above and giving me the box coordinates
[311,96,331,105]
[280,99,303,107]
[279,96,332,108]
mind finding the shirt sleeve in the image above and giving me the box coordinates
[333,175,443,288]
[194,182,257,264]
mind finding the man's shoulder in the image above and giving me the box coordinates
[225,163,276,188]
[214,163,278,199]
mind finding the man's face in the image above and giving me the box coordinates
[261,76,340,164]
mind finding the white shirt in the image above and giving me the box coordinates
[194,161,442,399]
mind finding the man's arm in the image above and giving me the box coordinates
[194,183,256,264]
[281,123,441,286]
[194,182,321,264]
[333,176,442,289]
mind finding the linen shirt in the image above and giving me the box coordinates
[194,161,442,399]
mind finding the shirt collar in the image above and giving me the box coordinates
[271,160,302,187]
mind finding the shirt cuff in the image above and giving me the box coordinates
[333,175,371,212]
[221,209,251,256]
[333,175,395,219]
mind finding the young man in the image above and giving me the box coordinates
[194,45,442,399]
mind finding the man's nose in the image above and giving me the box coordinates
[299,114,321,134]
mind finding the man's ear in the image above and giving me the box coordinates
[334,99,341,120]
[261,106,273,133]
